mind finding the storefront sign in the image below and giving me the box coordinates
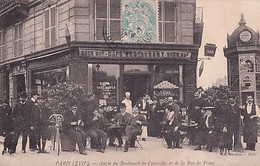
[239,54,255,72]
[240,73,255,92]
[79,49,191,60]
[204,43,217,57]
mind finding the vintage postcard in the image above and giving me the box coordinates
[0,0,259,166]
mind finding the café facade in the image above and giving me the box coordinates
[0,0,203,106]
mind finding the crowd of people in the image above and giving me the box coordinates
[0,88,259,156]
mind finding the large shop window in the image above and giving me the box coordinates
[158,0,176,43]
[14,23,23,57]
[88,64,120,106]
[44,7,57,48]
[0,31,6,61]
[96,0,121,41]
[32,67,67,95]
[153,65,180,100]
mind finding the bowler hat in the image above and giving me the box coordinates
[19,91,27,98]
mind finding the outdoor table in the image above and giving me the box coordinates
[180,122,198,146]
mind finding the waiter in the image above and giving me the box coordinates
[241,95,260,151]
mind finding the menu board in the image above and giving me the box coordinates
[94,81,117,105]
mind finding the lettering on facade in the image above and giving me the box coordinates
[79,49,191,60]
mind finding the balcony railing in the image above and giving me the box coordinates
[0,0,28,12]
[195,7,203,24]
[0,0,29,29]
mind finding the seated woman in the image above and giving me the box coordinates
[161,105,181,149]
[194,107,216,151]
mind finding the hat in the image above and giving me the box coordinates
[119,103,126,108]
[87,93,94,98]
[168,97,174,102]
[19,91,27,98]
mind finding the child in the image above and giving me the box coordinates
[219,124,233,155]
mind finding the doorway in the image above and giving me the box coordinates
[123,74,150,105]
[14,74,26,102]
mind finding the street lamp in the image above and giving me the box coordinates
[65,23,71,49]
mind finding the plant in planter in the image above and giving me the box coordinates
[42,83,87,114]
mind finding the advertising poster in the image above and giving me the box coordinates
[239,54,255,73]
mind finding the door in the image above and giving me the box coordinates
[123,74,150,105]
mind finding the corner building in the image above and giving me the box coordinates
[0,0,203,106]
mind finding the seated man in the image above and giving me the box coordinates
[194,107,216,151]
[124,106,147,152]
[86,110,108,153]
[63,105,87,155]
[161,105,181,149]
[108,103,131,147]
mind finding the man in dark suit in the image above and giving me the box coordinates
[85,109,108,153]
[27,90,39,151]
[34,96,52,153]
[224,95,241,149]
[124,106,147,152]
[108,103,131,147]
[13,91,33,153]
[136,94,150,141]
[63,105,87,155]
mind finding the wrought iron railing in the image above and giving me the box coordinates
[0,0,28,12]
[195,7,203,24]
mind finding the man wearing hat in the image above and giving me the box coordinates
[121,92,133,114]
[109,103,131,147]
[34,96,52,153]
[13,91,33,153]
[224,95,241,149]
[27,90,39,151]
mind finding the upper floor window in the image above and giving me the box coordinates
[14,23,23,57]
[0,31,6,61]
[95,0,121,41]
[44,7,57,48]
[158,0,176,43]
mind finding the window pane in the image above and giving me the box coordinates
[159,22,162,42]
[110,0,120,19]
[51,27,56,46]
[96,0,107,19]
[51,7,56,27]
[91,64,120,106]
[19,39,23,55]
[110,20,121,41]
[45,10,50,29]
[165,1,175,21]
[165,23,175,42]
[19,24,23,39]
[45,29,50,48]
[14,41,17,57]
[96,20,107,40]
[14,25,18,40]
[158,1,162,21]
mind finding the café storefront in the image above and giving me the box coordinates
[76,44,198,107]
